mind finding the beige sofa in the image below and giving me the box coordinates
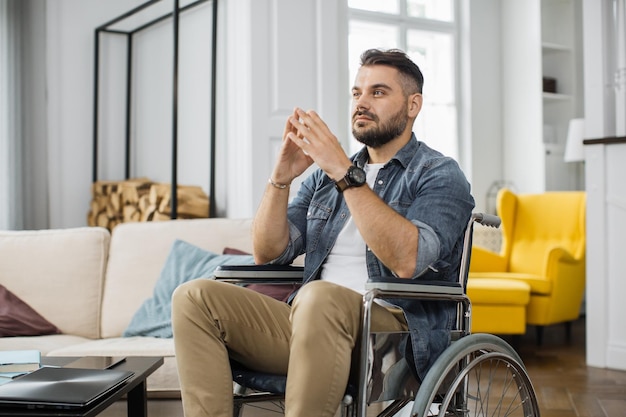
[0,217,511,398]
[0,218,255,395]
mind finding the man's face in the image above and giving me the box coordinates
[351,65,412,148]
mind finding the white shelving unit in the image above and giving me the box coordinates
[501,0,583,193]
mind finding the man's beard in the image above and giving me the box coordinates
[352,106,408,148]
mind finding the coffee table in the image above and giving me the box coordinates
[0,356,164,417]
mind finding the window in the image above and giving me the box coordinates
[347,0,459,160]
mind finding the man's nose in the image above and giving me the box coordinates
[353,97,369,112]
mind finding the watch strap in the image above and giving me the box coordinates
[334,178,351,193]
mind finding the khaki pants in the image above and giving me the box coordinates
[172,279,407,417]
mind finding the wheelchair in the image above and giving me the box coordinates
[214,213,541,417]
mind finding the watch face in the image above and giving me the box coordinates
[348,166,366,185]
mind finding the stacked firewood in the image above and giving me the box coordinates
[87,178,209,231]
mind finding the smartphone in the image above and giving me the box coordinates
[64,356,126,369]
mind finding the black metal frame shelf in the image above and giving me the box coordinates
[93,0,218,218]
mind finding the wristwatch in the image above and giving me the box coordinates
[334,165,366,192]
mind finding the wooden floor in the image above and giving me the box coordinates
[500,316,626,417]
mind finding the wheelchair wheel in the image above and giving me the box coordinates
[412,333,540,417]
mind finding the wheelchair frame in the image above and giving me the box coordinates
[214,213,541,417]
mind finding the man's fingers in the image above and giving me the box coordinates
[289,108,336,150]
[287,131,308,145]
[295,109,320,130]
[289,118,313,142]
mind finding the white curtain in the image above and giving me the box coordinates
[0,0,23,230]
[1,0,48,230]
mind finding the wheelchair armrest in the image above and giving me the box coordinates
[365,276,463,295]
[214,264,304,284]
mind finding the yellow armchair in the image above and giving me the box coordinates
[469,188,586,343]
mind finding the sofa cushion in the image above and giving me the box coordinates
[101,218,253,338]
[123,240,254,338]
[0,334,93,355]
[466,278,530,305]
[468,272,551,295]
[0,227,110,339]
[0,284,61,337]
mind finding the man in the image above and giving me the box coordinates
[172,48,474,417]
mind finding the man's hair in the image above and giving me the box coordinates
[359,49,424,95]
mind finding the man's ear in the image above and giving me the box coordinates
[408,93,422,118]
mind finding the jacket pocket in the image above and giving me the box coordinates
[305,202,332,253]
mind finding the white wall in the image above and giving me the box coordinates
[21,0,587,227]
[501,0,545,194]
[34,0,348,226]
[44,0,219,228]
[45,0,145,228]
[583,0,626,371]
[467,0,503,213]
[220,0,347,218]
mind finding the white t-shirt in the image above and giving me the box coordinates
[321,163,384,293]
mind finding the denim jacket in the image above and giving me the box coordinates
[272,135,475,379]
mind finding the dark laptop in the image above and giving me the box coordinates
[0,366,134,410]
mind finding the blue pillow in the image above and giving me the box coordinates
[123,239,254,338]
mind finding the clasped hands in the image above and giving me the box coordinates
[271,107,353,186]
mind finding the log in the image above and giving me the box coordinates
[87,178,209,231]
